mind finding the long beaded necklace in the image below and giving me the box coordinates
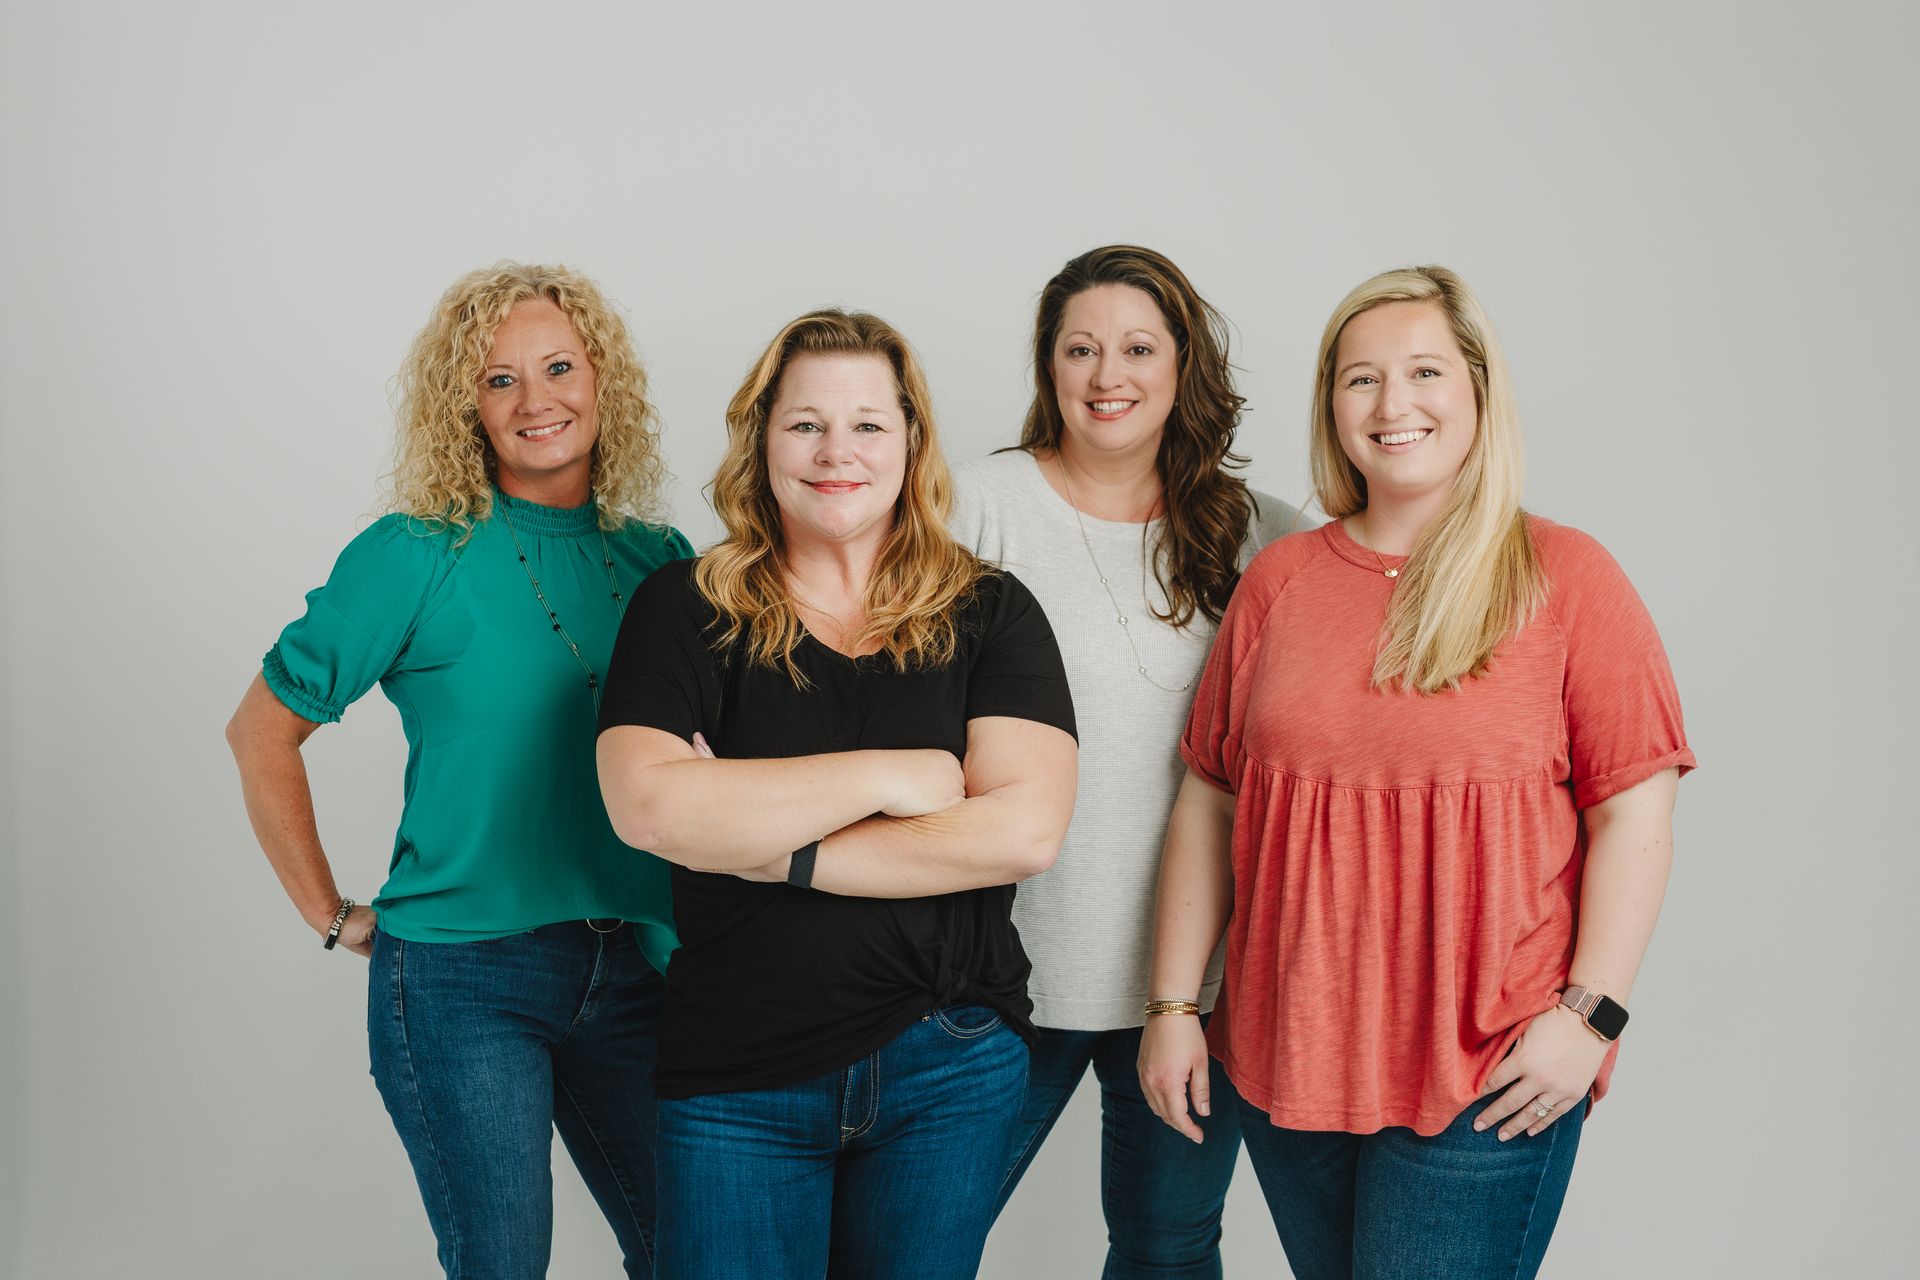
[499,503,624,713]
[1056,456,1200,695]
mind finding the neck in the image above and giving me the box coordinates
[1050,436,1162,522]
[498,465,591,509]
[780,526,888,611]
[1352,487,1453,556]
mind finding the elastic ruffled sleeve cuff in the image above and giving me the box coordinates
[262,644,346,724]
[1573,746,1697,809]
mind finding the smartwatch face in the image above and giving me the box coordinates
[1588,994,1630,1041]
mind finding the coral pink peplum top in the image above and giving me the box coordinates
[1180,516,1694,1136]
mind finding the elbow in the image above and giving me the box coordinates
[1005,808,1070,881]
[601,786,671,855]
[1009,837,1060,882]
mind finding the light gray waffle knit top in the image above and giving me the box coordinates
[949,450,1301,1029]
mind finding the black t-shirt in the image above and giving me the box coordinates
[598,557,1077,1099]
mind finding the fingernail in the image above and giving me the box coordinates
[1473,1121,1486,1132]
[1497,1132,1510,1142]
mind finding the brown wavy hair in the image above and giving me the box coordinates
[1017,244,1254,627]
[388,262,667,536]
[1309,266,1545,693]
[695,309,988,683]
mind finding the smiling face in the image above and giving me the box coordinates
[1330,301,1479,507]
[764,352,910,554]
[475,299,599,504]
[1050,284,1178,467]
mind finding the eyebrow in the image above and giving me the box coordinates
[1335,353,1455,379]
[484,349,576,372]
[1061,329,1164,342]
[778,405,898,417]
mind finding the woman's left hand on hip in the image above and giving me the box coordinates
[1474,1006,1611,1141]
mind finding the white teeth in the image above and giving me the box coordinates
[1375,429,1431,446]
[520,422,567,440]
[1091,400,1135,414]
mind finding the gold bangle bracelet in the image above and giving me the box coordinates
[1144,1000,1201,1016]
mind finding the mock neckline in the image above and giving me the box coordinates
[493,489,600,537]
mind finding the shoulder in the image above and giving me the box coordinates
[326,511,460,586]
[1245,488,1308,552]
[950,451,1035,512]
[963,567,1052,638]
[632,554,702,608]
[1241,523,1335,593]
[613,518,698,562]
[1527,515,1633,595]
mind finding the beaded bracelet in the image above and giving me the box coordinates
[323,897,354,951]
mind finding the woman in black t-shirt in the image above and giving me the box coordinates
[597,309,1078,1280]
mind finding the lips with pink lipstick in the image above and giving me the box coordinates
[517,419,571,441]
[1087,399,1138,422]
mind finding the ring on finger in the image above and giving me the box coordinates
[1531,1099,1554,1120]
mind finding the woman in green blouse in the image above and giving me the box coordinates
[225,263,690,1279]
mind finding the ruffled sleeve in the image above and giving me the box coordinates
[262,515,452,724]
[1538,522,1696,808]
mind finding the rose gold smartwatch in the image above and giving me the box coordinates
[1558,986,1629,1041]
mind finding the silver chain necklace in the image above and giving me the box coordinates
[1056,457,1200,694]
[499,504,624,713]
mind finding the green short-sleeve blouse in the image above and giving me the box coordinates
[262,491,693,968]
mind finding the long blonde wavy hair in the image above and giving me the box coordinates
[388,262,667,535]
[695,309,987,683]
[1310,266,1546,694]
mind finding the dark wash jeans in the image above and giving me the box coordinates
[1231,1075,1585,1280]
[995,1020,1243,1279]
[367,921,663,1280]
[654,1004,1029,1280]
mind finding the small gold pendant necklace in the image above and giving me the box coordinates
[1358,511,1402,579]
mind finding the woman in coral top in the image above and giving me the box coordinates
[1138,265,1693,1279]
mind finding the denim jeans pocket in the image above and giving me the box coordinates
[930,1003,1004,1040]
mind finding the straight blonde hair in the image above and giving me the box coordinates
[695,309,987,683]
[1310,266,1546,694]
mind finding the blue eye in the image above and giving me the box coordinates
[854,421,886,432]
[1347,374,1377,388]
[789,421,821,433]
[486,374,514,390]
[548,360,572,376]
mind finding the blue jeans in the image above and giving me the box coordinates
[1232,1078,1585,1280]
[654,1004,1029,1280]
[368,921,663,1280]
[995,1022,1242,1279]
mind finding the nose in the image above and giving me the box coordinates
[515,376,555,417]
[1091,351,1125,391]
[1374,377,1409,422]
[813,425,854,464]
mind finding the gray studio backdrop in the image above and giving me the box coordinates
[3,2,1913,1276]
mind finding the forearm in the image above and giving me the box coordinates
[227,715,344,933]
[598,731,907,870]
[808,788,1066,898]
[1146,771,1236,1001]
[1566,769,1679,1003]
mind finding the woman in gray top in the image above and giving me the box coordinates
[951,245,1297,1277]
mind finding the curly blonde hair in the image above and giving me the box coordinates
[388,262,667,534]
[695,309,988,684]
